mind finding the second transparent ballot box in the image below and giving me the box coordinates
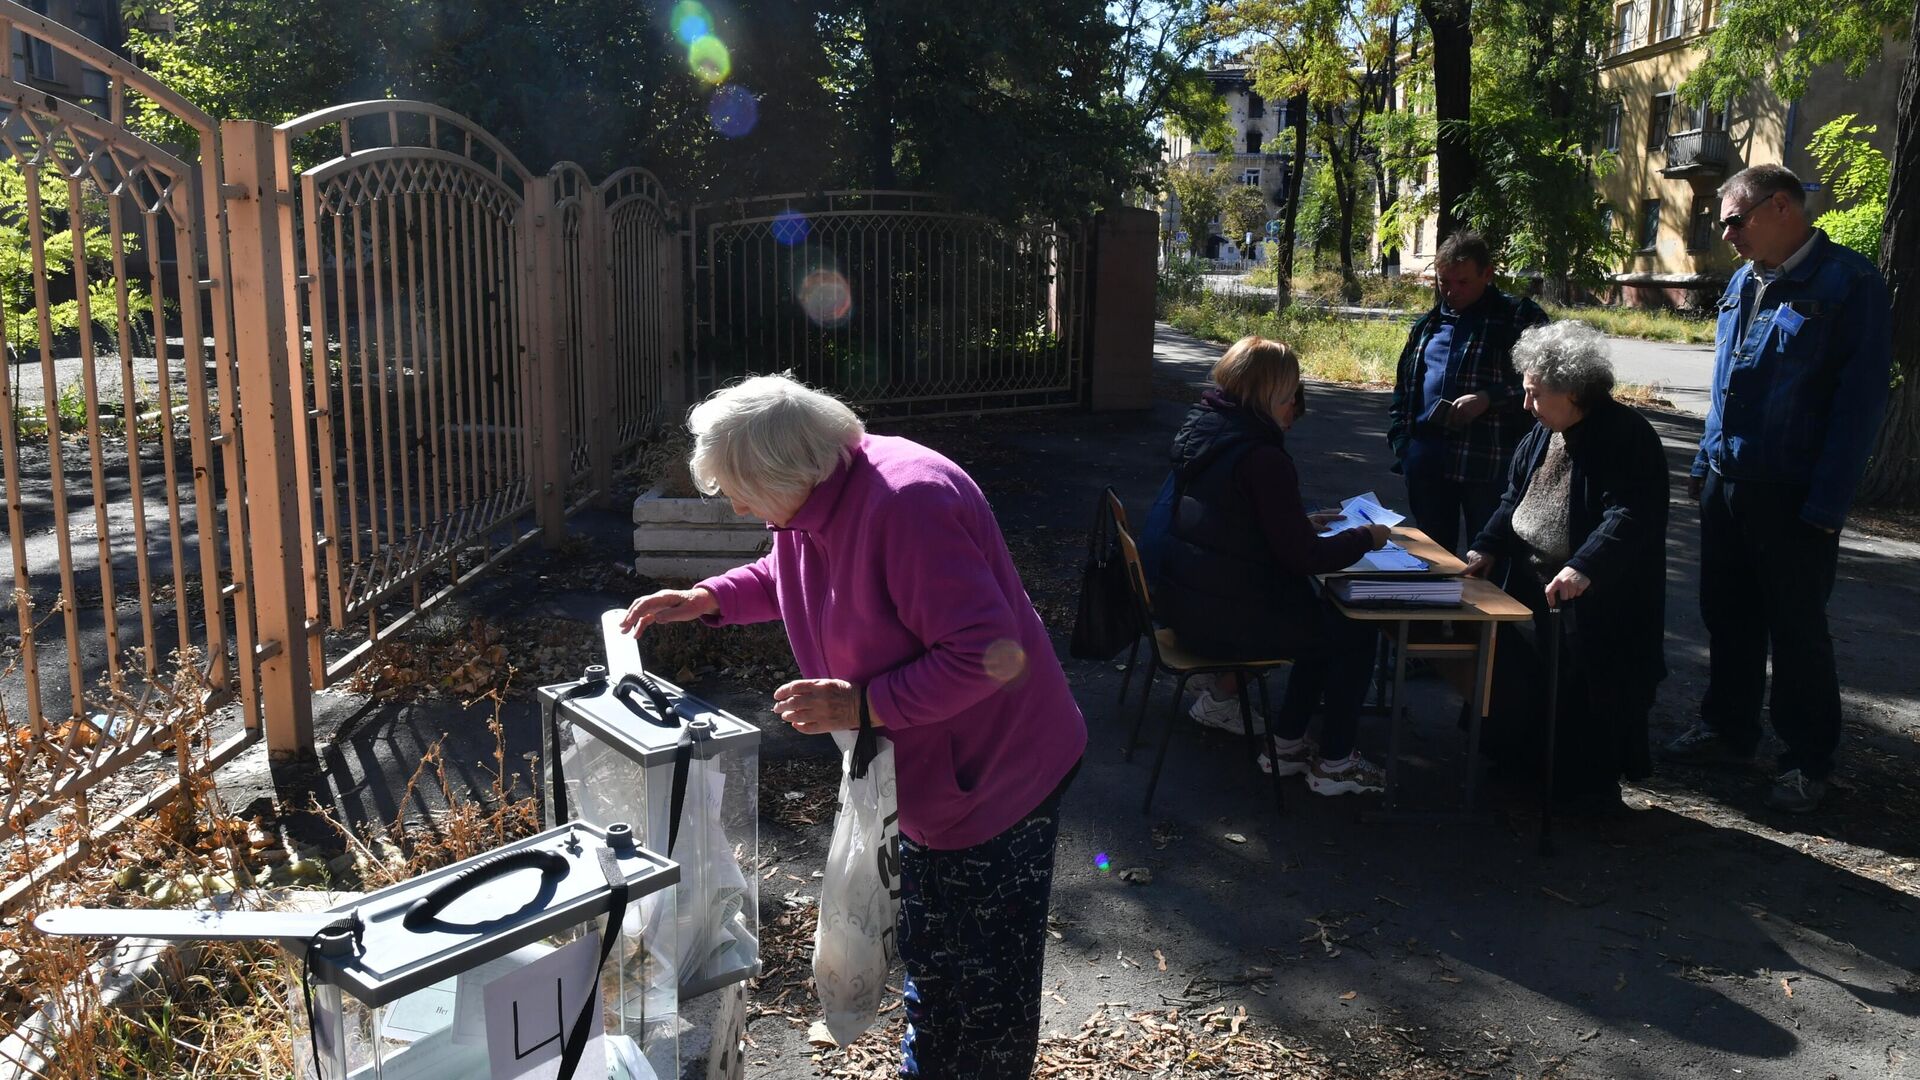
[540,667,762,1000]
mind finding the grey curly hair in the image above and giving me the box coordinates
[1512,321,1615,408]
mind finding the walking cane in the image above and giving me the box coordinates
[1538,605,1563,857]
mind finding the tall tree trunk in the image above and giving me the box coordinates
[1275,94,1309,312]
[1858,1,1920,506]
[1421,0,1473,241]
[1322,121,1360,298]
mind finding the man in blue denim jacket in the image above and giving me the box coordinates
[1664,165,1892,813]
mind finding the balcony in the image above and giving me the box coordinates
[1662,129,1731,178]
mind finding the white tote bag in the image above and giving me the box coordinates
[812,725,902,1046]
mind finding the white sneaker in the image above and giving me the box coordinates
[1259,735,1316,777]
[1307,754,1386,796]
[1188,690,1260,733]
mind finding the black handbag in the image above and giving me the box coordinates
[1069,488,1140,661]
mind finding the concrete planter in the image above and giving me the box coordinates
[632,485,771,581]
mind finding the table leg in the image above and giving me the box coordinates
[1464,620,1495,811]
[1384,619,1411,812]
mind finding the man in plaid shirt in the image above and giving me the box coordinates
[1388,231,1550,553]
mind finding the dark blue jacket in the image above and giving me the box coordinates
[1691,231,1892,530]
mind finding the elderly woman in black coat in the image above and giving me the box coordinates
[1464,321,1671,809]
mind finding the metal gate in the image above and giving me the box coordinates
[0,1,259,909]
[687,191,1088,416]
[270,101,543,684]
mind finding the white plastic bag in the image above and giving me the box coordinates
[812,728,902,1046]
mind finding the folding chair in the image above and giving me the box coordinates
[1103,488,1149,718]
[1110,516,1289,815]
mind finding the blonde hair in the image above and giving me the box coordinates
[687,373,866,510]
[1210,335,1301,413]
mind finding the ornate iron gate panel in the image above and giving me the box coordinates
[0,1,258,909]
[272,102,540,681]
[688,191,1087,417]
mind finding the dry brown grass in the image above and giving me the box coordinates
[0,656,542,1079]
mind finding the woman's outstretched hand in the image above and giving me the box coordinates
[619,588,718,636]
[772,678,871,736]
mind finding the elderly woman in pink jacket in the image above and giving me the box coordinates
[622,373,1086,1080]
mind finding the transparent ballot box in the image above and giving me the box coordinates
[292,821,678,1080]
[540,666,762,1001]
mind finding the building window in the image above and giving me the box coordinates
[1690,99,1729,132]
[1603,101,1623,151]
[1647,92,1674,150]
[1660,0,1688,40]
[22,0,55,81]
[1247,130,1263,154]
[1247,92,1265,119]
[1639,199,1663,251]
[1241,169,1261,187]
[1614,2,1637,53]
[1275,102,1290,130]
[1412,224,1424,256]
[1601,207,1617,236]
[1688,196,1717,251]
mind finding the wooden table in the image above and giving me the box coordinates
[1319,526,1533,818]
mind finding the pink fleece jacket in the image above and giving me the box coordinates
[697,434,1087,849]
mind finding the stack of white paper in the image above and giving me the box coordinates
[1333,576,1463,606]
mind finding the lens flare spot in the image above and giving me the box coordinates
[1094,851,1111,872]
[799,269,852,326]
[671,1,712,45]
[709,85,759,138]
[984,638,1027,684]
[689,35,732,84]
[772,210,811,246]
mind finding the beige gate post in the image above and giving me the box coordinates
[219,119,315,758]
[525,175,569,545]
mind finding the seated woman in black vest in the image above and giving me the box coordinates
[1158,336,1393,796]
[1464,321,1669,810]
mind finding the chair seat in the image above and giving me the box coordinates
[1153,628,1293,674]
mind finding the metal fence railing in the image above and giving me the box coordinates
[0,0,259,912]
[688,191,1089,417]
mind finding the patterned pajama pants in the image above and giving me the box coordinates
[896,778,1070,1079]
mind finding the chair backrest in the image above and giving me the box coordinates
[1104,487,1132,536]
[1109,515,1159,637]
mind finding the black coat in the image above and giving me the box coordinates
[1471,398,1671,782]
[1157,393,1317,653]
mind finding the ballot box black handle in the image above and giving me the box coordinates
[403,848,571,929]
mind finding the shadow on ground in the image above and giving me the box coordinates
[217,322,1920,1079]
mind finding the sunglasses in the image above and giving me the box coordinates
[1718,194,1773,232]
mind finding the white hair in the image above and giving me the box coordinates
[686,373,865,510]
[1512,321,1615,406]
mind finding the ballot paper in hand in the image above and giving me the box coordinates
[1317,491,1407,536]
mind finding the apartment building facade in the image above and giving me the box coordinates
[1161,65,1300,256]
[1382,3,1902,306]
[1598,0,1903,307]
[8,0,124,108]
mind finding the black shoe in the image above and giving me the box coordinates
[1662,724,1754,768]
[1765,769,1827,813]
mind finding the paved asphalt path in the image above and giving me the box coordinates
[1196,273,1718,416]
